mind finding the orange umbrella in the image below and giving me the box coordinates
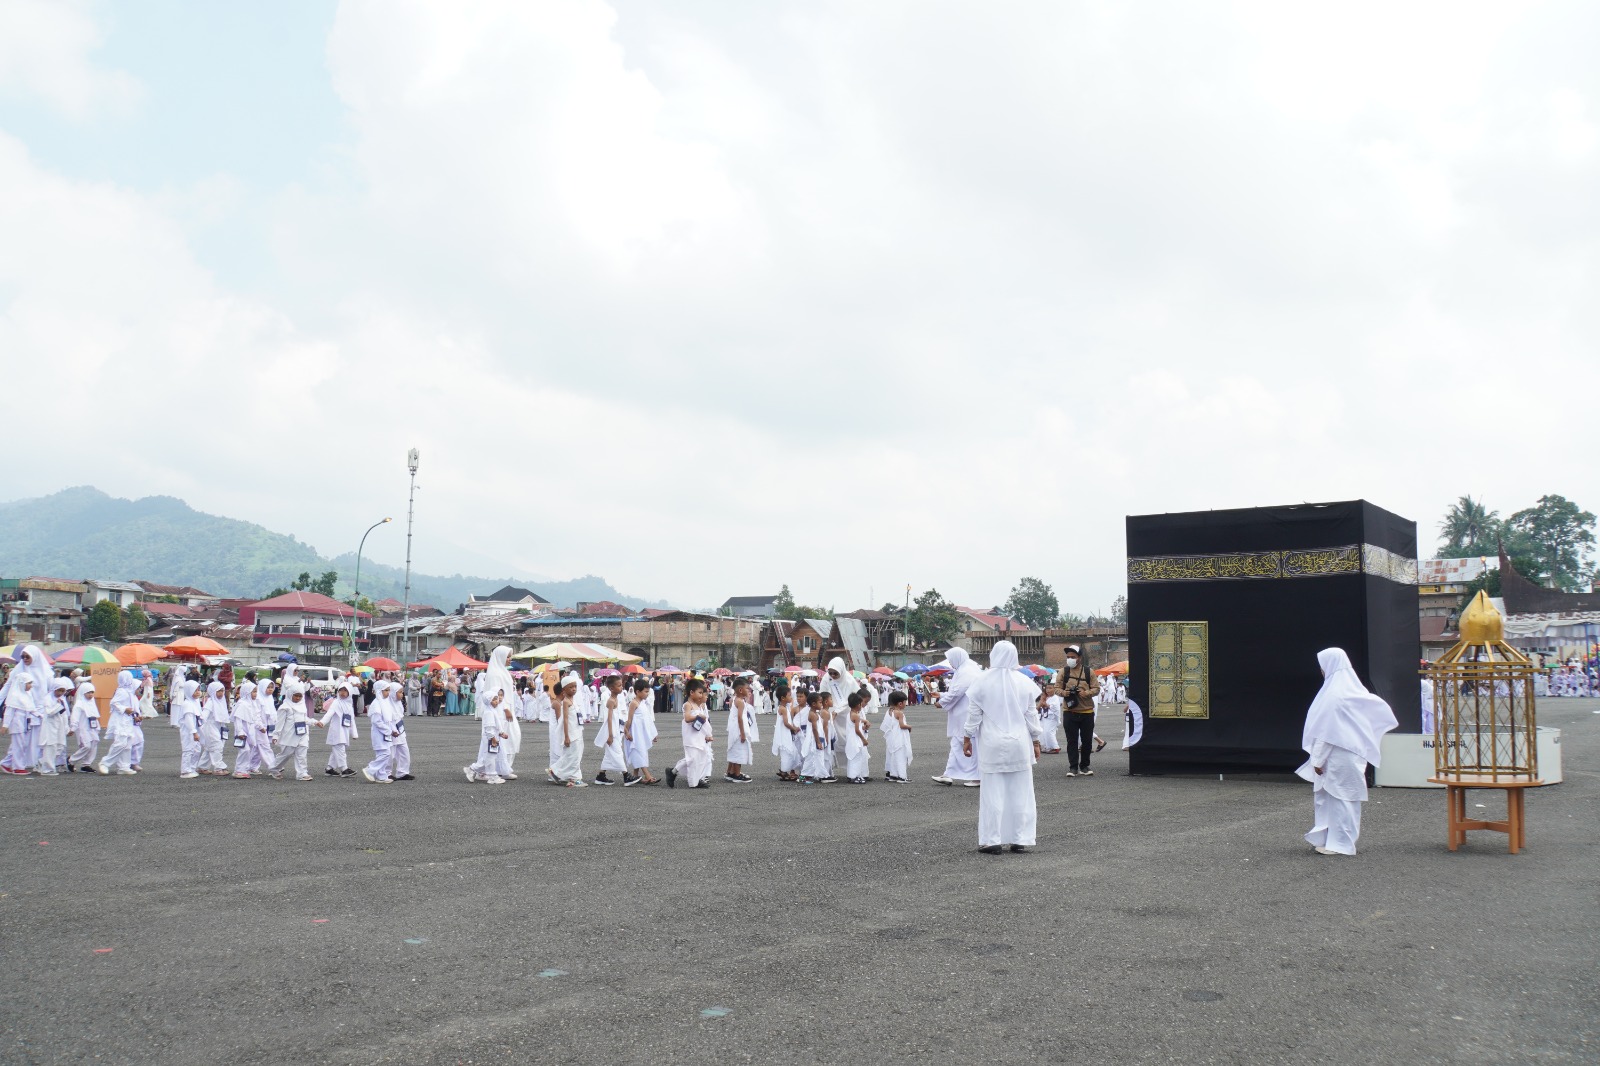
[364,656,401,671]
[406,645,488,670]
[165,635,228,658]
[1093,660,1129,677]
[115,643,170,666]
[621,663,650,674]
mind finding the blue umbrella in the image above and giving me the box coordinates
[277,652,298,663]
[901,663,928,674]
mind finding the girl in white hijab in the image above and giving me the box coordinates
[199,680,231,775]
[98,670,142,775]
[231,680,261,778]
[932,647,982,786]
[69,680,102,772]
[963,640,1044,854]
[315,680,359,776]
[1297,648,1398,856]
[174,678,204,778]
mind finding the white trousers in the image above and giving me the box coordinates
[130,727,145,767]
[978,769,1037,847]
[269,741,309,778]
[673,746,712,787]
[71,730,101,767]
[4,721,39,771]
[390,738,411,777]
[325,742,349,772]
[943,736,980,781]
[100,734,135,773]
[200,728,227,771]
[366,742,394,780]
[1039,716,1060,751]
[38,737,64,773]
[1305,790,1362,855]
[179,731,203,775]
[469,734,507,778]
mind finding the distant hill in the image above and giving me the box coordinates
[0,487,671,611]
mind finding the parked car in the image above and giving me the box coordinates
[291,665,347,692]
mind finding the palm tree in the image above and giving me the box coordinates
[1439,496,1499,556]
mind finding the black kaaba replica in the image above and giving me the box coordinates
[1126,500,1421,775]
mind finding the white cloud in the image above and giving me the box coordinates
[2,0,1597,611]
[0,0,140,117]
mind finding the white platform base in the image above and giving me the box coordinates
[1375,728,1563,788]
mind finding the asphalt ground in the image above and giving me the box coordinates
[0,699,1595,1066]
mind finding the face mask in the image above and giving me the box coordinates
[1065,658,1078,668]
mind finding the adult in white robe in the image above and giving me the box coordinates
[481,647,521,776]
[1297,648,1398,856]
[932,647,981,786]
[962,641,1043,852]
[2,644,51,775]
[819,657,860,721]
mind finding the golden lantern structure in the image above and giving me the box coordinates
[1428,591,1542,852]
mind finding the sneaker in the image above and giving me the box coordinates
[851,777,867,784]
[485,775,505,785]
[361,768,376,782]
[961,780,979,788]
[735,773,752,782]
[819,776,835,784]
[116,769,138,775]
[1010,844,1031,853]
[396,773,415,781]
[931,775,953,785]
[693,781,711,789]
[594,773,614,786]
[1064,770,1076,777]
[503,773,516,780]
[269,771,284,780]
[96,765,110,775]
[978,844,1003,855]
[890,775,906,784]
[339,768,357,777]
[1081,769,1094,776]
[666,768,678,789]
[325,768,339,776]
[463,766,477,783]
[179,771,199,779]
[376,777,394,784]
[296,775,313,782]
[623,774,642,787]
[798,777,814,785]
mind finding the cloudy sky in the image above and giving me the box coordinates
[2,1,1596,613]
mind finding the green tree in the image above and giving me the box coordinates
[1439,495,1502,557]
[1002,577,1059,630]
[773,585,797,620]
[84,599,125,640]
[290,571,314,591]
[1507,495,1597,590]
[313,571,339,596]
[907,588,962,647]
[1110,594,1128,625]
[124,603,149,634]
[1057,612,1086,630]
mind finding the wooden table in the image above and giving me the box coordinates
[1429,775,1544,854]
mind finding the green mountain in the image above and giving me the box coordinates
[0,487,670,611]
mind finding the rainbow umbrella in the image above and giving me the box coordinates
[46,646,119,665]
[0,644,52,665]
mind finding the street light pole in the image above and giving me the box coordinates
[403,448,419,663]
[349,517,392,666]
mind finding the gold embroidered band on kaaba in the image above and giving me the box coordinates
[1127,543,1417,585]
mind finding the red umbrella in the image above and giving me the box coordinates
[364,656,401,671]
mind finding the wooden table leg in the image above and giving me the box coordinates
[1446,786,1461,851]
[1509,788,1525,853]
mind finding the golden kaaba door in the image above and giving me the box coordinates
[1148,621,1210,719]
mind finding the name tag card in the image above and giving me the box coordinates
[342,714,352,727]
[233,736,246,748]
[294,723,308,736]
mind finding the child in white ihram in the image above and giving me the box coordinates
[622,678,659,786]
[724,677,758,783]
[1038,684,1063,754]
[316,680,359,776]
[771,681,801,782]
[593,676,628,786]
[547,673,586,787]
[880,690,913,782]
[667,678,714,789]
[843,691,871,783]
[799,691,831,785]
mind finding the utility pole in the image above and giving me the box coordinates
[904,584,911,651]
[403,448,419,663]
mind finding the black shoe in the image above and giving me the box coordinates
[978,845,1003,855]
[1094,738,1107,753]
[693,782,711,789]
[1010,845,1030,853]
[666,768,677,789]
[595,772,613,785]
[735,773,752,782]
[396,773,415,781]
[339,768,357,777]
[325,768,338,776]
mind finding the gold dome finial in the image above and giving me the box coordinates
[1458,590,1503,644]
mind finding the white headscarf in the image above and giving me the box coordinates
[181,678,201,702]
[482,646,516,718]
[942,646,981,699]
[964,641,1043,771]
[110,669,140,712]
[1302,648,1398,767]
[73,681,98,714]
[0,644,52,707]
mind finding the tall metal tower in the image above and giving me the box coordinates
[403,448,419,660]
